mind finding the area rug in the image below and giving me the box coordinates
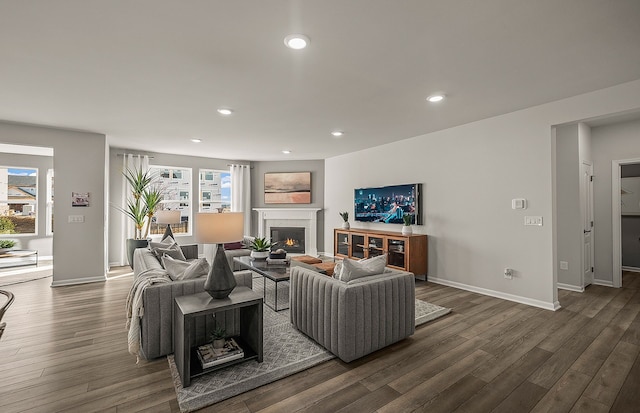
[167,294,450,412]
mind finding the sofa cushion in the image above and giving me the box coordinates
[149,236,186,263]
[162,255,209,280]
[338,254,387,282]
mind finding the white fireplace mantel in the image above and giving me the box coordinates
[253,208,321,256]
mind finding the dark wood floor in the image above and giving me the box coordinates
[0,270,639,413]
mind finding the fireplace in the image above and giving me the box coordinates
[270,227,305,254]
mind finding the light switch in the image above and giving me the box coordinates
[524,216,543,226]
[68,215,85,223]
[512,199,527,209]
[560,261,569,270]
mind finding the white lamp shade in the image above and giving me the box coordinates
[196,212,244,244]
[155,210,181,225]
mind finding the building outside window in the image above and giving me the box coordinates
[199,169,231,212]
[0,167,38,235]
[148,165,192,236]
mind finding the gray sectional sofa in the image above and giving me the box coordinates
[132,245,252,360]
[289,265,416,362]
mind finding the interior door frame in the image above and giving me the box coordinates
[582,161,594,287]
[612,157,640,288]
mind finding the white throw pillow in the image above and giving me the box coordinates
[162,255,209,280]
[181,258,210,280]
[339,254,387,282]
[150,236,186,263]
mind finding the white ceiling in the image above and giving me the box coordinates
[1,0,639,161]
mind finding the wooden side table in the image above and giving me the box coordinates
[173,286,263,387]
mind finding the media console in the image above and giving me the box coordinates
[334,228,427,277]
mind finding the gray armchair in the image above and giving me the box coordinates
[289,266,415,362]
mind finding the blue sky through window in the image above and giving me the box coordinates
[8,168,36,176]
[221,172,231,203]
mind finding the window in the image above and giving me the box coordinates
[149,166,192,236]
[46,169,54,235]
[199,169,231,212]
[0,167,37,235]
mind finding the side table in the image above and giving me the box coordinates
[173,286,263,387]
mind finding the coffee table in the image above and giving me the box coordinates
[234,256,326,311]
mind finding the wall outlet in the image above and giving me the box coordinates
[68,215,85,223]
[504,268,513,279]
[560,261,569,270]
[524,216,543,226]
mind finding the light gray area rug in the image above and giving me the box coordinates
[168,291,450,413]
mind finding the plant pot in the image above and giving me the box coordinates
[401,225,412,235]
[126,238,149,268]
[250,250,269,260]
[213,338,225,349]
[341,221,350,229]
[0,248,12,255]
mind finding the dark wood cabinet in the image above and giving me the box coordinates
[334,228,428,277]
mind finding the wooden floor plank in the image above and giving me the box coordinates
[1,269,640,412]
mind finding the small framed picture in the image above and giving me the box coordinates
[72,192,90,207]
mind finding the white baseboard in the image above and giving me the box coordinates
[622,266,640,273]
[427,276,560,311]
[593,278,614,287]
[51,275,106,287]
[557,283,585,293]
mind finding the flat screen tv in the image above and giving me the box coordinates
[354,183,422,225]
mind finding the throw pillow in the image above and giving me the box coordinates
[224,241,244,250]
[162,256,210,280]
[149,236,186,263]
[339,254,387,282]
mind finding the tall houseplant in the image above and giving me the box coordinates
[118,165,163,267]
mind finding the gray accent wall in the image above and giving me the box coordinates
[592,118,640,282]
[0,120,107,286]
[326,80,640,310]
[251,160,325,252]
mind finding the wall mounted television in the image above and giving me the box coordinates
[354,183,422,225]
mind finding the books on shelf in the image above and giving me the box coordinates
[196,337,244,369]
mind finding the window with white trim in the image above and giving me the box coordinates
[149,165,192,236]
[199,169,231,212]
[46,169,54,235]
[0,167,38,235]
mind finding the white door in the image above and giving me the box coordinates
[581,162,594,287]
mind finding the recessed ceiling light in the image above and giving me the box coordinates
[217,108,233,115]
[331,131,344,137]
[190,138,202,143]
[284,34,310,50]
[282,150,291,154]
[426,94,445,103]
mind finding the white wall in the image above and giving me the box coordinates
[325,79,640,310]
[555,124,582,288]
[591,118,640,283]
[0,121,107,285]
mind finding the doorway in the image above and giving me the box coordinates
[612,158,640,288]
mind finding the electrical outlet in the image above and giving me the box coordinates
[504,268,513,279]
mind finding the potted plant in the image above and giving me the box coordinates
[0,239,16,254]
[116,165,163,267]
[339,211,350,229]
[402,214,413,235]
[211,326,227,349]
[249,237,272,260]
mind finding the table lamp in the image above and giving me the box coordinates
[155,209,181,241]
[196,212,244,299]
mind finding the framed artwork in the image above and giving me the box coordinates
[264,172,311,204]
[72,192,90,207]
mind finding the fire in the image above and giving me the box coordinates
[284,238,296,246]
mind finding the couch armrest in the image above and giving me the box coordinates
[290,267,415,362]
[180,244,199,260]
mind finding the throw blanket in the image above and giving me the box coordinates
[126,268,171,362]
